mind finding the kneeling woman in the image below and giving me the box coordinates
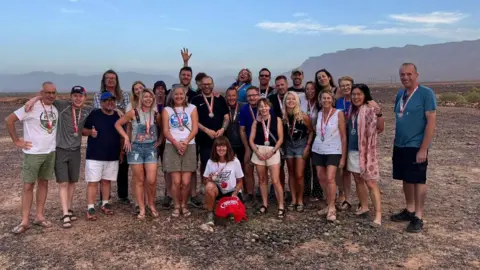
[249,98,285,218]
[203,136,244,226]
[115,88,162,219]
[347,84,384,227]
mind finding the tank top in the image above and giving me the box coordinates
[164,104,196,144]
[253,115,279,146]
[284,114,308,142]
[131,108,157,144]
[311,109,341,155]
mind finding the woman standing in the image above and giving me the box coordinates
[283,91,314,212]
[314,69,338,98]
[161,86,199,217]
[126,81,146,112]
[347,84,384,227]
[115,88,162,219]
[300,81,323,201]
[311,91,347,222]
[233,68,253,103]
[203,136,244,226]
[249,98,285,218]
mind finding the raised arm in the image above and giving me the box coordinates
[181,48,192,67]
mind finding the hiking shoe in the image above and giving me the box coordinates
[100,203,114,215]
[161,196,172,209]
[86,208,97,221]
[391,209,415,222]
[406,216,424,233]
[188,196,203,209]
[118,198,131,205]
[205,212,214,226]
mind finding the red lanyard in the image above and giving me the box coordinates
[261,116,271,143]
[71,106,82,134]
[41,101,53,130]
[399,86,418,113]
[307,100,315,117]
[287,117,296,138]
[249,105,256,120]
[203,94,215,117]
[230,104,238,123]
[320,109,334,139]
[174,107,185,128]
[143,109,152,134]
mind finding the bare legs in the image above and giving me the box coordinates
[286,158,305,207]
[353,173,382,225]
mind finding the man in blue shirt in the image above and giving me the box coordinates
[390,63,437,233]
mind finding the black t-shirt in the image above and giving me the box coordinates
[84,109,121,161]
[190,94,229,147]
[268,93,284,119]
[259,86,275,97]
[166,87,198,103]
[226,102,245,147]
[254,115,279,146]
[284,115,308,142]
[288,86,305,93]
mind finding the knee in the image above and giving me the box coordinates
[58,182,68,189]
[354,176,365,185]
[205,182,217,196]
[365,179,377,189]
[23,183,35,192]
[295,173,304,183]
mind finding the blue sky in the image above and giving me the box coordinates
[1,0,479,76]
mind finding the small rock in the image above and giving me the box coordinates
[324,232,330,236]
[282,240,290,244]
[252,233,259,239]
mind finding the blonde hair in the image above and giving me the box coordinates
[318,90,335,106]
[138,88,156,111]
[237,68,252,84]
[131,81,146,109]
[338,76,354,85]
[166,86,188,108]
[283,91,305,123]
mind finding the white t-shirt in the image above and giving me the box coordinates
[164,104,196,144]
[312,109,341,155]
[14,100,58,154]
[203,157,244,194]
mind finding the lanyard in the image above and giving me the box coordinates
[41,101,53,130]
[320,109,334,139]
[174,107,185,128]
[143,109,152,134]
[249,105,256,120]
[399,86,418,113]
[343,98,350,119]
[287,117,296,138]
[72,106,82,133]
[202,94,215,116]
[230,104,238,123]
[261,116,271,143]
[307,100,315,117]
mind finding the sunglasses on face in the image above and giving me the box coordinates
[259,74,270,78]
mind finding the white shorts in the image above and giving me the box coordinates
[347,150,361,173]
[85,160,119,182]
[251,145,281,167]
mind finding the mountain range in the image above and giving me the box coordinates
[1,39,480,92]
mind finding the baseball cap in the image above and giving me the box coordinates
[291,68,304,75]
[71,85,87,95]
[100,92,116,101]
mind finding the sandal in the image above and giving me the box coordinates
[172,208,181,217]
[32,220,52,228]
[296,204,305,212]
[182,206,191,217]
[255,205,268,214]
[12,224,31,234]
[355,208,370,218]
[146,207,160,218]
[327,209,336,222]
[336,201,352,211]
[68,209,78,221]
[277,208,286,219]
[287,204,296,211]
[100,203,115,215]
[86,208,97,221]
[137,213,146,220]
[60,215,72,229]
[318,207,329,217]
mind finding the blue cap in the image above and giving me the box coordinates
[100,92,115,101]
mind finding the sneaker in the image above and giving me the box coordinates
[100,203,114,215]
[406,216,424,233]
[205,212,214,226]
[161,196,172,209]
[390,209,415,222]
[118,198,131,205]
[188,196,203,209]
[86,208,97,221]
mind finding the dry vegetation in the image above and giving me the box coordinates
[0,82,479,269]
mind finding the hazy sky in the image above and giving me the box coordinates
[1,0,479,76]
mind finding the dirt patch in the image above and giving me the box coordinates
[0,102,479,269]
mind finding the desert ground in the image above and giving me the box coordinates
[0,83,479,269]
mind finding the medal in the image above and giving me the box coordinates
[261,116,271,147]
[319,108,334,143]
[174,107,186,131]
[41,100,54,134]
[350,129,356,135]
[72,106,82,137]
[398,87,418,117]
[179,127,185,131]
[203,94,215,119]
[351,110,358,136]
[321,135,324,142]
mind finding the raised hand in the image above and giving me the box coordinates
[181,48,192,64]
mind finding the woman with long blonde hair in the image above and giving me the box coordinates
[282,91,314,212]
[115,88,162,219]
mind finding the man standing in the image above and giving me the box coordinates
[390,63,437,233]
[94,70,130,204]
[191,76,230,176]
[82,92,122,220]
[258,68,275,98]
[288,68,305,93]
[6,82,59,234]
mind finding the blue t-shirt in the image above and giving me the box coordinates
[236,83,252,103]
[394,85,437,148]
[336,97,351,116]
[84,109,121,161]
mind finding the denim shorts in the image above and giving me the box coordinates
[284,137,308,159]
[127,142,158,165]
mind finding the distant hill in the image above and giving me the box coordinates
[2,39,480,92]
[0,72,176,92]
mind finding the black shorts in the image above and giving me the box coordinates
[232,146,245,164]
[312,153,342,167]
[215,185,244,201]
[392,146,428,184]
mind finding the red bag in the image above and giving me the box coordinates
[215,196,248,223]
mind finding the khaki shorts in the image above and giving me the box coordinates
[162,143,197,172]
[251,145,281,167]
[22,152,56,183]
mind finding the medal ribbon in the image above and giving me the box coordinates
[174,107,185,129]
[261,116,271,144]
[343,98,350,119]
[203,94,214,115]
[307,100,315,117]
[249,105,256,121]
[230,104,238,123]
[288,117,296,138]
[72,106,82,133]
[41,101,53,130]
[351,110,358,131]
[399,86,418,114]
[143,109,152,134]
[320,108,334,139]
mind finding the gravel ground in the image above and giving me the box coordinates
[0,94,479,269]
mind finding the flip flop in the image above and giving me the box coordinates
[12,224,31,234]
[32,220,52,228]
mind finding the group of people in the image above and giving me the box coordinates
[5,49,437,235]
